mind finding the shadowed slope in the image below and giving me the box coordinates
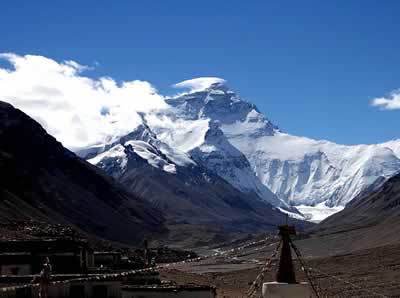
[0,101,165,245]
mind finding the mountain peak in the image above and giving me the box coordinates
[174,77,226,93]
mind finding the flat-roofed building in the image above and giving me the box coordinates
[0,239,94,274]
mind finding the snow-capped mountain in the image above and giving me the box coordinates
[85,123,195,176]
[141,110,288,208]
[82,119,307,243]
[83,78,400,222]
[144,79,400,221]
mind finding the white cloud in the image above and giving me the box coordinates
[372,89,400,110]
[173,77,226,93]
[0,53,167,150]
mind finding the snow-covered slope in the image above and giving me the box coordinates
[145,107,287,208]
[144,79,400,221]
[229,132,400,207]
[189,120,288,208]
[82,123,195,176]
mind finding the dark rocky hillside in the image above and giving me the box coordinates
[0,101,165,245]
[310,171,400,251]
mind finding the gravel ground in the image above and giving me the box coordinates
[160,242,400,298]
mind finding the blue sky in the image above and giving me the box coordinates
[1,0,400,144]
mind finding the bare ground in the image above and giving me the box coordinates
[160,242,400,298]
